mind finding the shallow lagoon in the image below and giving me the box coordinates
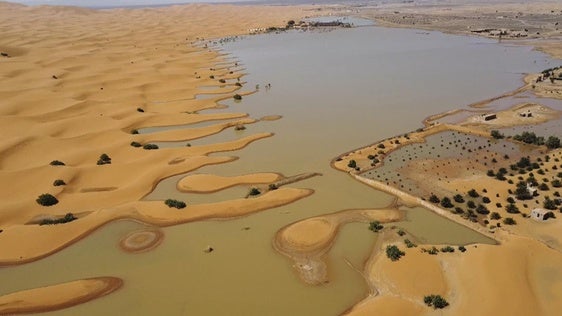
[2,22,558,315]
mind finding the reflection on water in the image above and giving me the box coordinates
[2,23,558,315]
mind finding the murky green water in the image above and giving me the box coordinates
[2,22,558,315]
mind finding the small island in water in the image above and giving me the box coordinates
[0,0,561,315]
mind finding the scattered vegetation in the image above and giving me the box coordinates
[130,141,142,147]
[347,160,357,169]
[404,239,417,248]
[164,199,186,209]
[49,160,65,166]
[39,213,77,225]
[53,179,66,186]
[233,94,242,100]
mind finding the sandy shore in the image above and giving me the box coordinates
[0,277,123,314]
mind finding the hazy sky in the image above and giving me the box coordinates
[8,0,250,7]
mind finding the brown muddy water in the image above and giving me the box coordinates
[1,21,559,315]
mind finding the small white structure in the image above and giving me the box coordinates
[527,183,537,196]
[531,208,550,221]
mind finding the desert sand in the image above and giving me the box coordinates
[2,0,562,314]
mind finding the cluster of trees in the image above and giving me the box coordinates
[386,245,405,261]
[512,132,560,149]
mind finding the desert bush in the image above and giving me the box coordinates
[130,141,142,147]
[249,188,261,196]
[503,217,516,225]
[53,179,66,186]
[490,212,501,220]
[233,94,242,100]
[39,213,77,225]
[97,153,112,165]
[143,144,159,150]
[429,194,440,203]
[50,160,65,166]
[424,295,449,309]
[36,193,58,206]
[164,199,186,209]
[386,245,405,261]
[369,221,383,232]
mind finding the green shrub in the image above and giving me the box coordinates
[490,212,501,220]
[249,188,261,196]
[136,107,145,113]
[440,197,453,208]
[423,294,449,309]
[453,194,464,203]
[491,130,504,139]
[347,160,357,168]
[369,221,383,232]
[397,229,406,236]
[131,129,139,134]
[503,217,516,225]
[36,193,59,206]
[458,246,467,252]
[130,141,142,147]
[164,199,186,209]
[505,203,520,214]
[404,239,417,248]
[143,144,159,150]
[233,94,242,100]
[39,213,77,225]
[53,179,66,186]
[50,160,65,166]
[97,153,112,165]
[268,184,278,191]
[468,189,479,198]
[429,194,440,203]
[441,246,455,253]
[386,245,405,261]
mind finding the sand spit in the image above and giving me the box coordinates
[0,2,314,265]
[274,207,404,285]
[177,173,282,193]
[0,277,123,314]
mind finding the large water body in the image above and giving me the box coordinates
[2,22,559,315]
